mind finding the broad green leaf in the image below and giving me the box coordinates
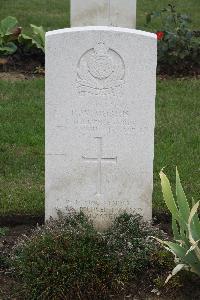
[18,33,33,49]
[0,16,18,35]
[19,33,32,40]
[31,24,45,41]
[32,37,44,51]
[160,170,179,220]
[30,24,45,52]
[0,42,17,55]
[31,37,44,52]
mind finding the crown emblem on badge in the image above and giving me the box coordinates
[77,41,125,97]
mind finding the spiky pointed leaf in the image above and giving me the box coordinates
[176,168,190,222]
[160,170,179,220]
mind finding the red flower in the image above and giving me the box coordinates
[156,31,164,40]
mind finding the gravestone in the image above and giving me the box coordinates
[45,26,157,230]
[71,0,137,28]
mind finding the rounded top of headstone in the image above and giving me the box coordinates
[46,26,157,40]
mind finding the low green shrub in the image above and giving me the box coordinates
[156,168,200,282]
[11,212,165,299]
[0,227,9,269]
[0,227,9,237]
[146,4,200,75]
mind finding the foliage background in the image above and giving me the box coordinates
[0,0,199,33]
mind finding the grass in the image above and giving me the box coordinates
[0,0,199,216]
[154,78,200,212]
[137,0,200,30]
[0,0,199,34]
[0,80,44,215]
[0,78,199,216]
[0,0,70,34]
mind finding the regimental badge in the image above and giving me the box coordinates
[77,42,125,97]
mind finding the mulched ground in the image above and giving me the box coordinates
[0,225,32,299]
[0,53,45,80]
[0,72,43,81]
[0,51,199,80]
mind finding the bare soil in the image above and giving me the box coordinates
[0,72,43,81]
[0,225,34,299]
[0,52,44,80]
[0,215,44,227]
[0,50,199,81]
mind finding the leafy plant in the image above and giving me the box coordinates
[0,16,21,56]
[19,24,45,53]
[146,4,200,75]
[11,212,163,299]
[0,16,45,57]
[156,168,200,282]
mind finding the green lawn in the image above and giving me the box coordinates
[0,0,199,216]
[0,79,199,216]
[0,0,199,34]
[154,79,200,212]
[0,80,44,215]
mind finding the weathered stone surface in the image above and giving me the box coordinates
[71,0,137,28]
[45,26,157,230]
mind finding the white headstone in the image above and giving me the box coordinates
[45,26,157,230]
[71,0,137,28]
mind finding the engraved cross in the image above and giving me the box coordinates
[82,137,117,196]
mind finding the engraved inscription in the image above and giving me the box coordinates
[82,137,117,196]
[72,108,136,134]
[77,41,125,97]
